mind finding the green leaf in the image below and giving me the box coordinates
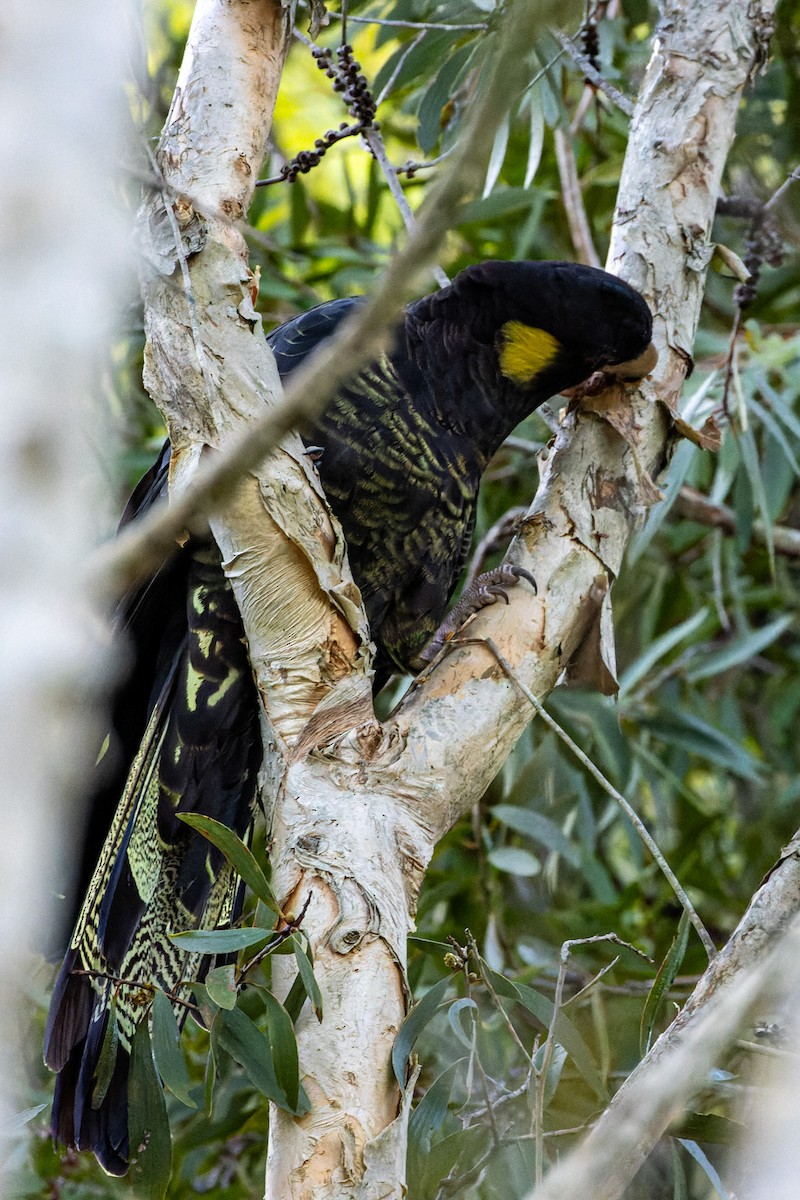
[2,1103,47,1133]
[204,1022,218,1115]
[640,911,691,1057]
[128,1018,172,1200]
[447,997,478,1050]
[264,991,302,1112]
[417,42,477,154]
[420,1125,493,1196]
[205,964,238,1011]
[511,980,607,1101]
[677,1139,731,1200]
[408,1058,465,1150]
[487,846,541,876]
[216,1005,307,1115]
[169,926,274,953]
[393,975,453,1086]
[533,1041,567,1108]
[738,425,774,566]
[482,112,510,197]
[493,805,581,867]
[641,707,762,780]
[150,990,196,1108]
[176,813,279,912]
[91,1002,119,1109]
[521,85,545,188]
[618,607,711,697]
[683,616,793,683]
[458,186,541,225]
[672,1113,742,1145]
[293,936,323,1021]
[408,1059,466,1187]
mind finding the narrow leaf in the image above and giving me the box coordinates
[493,805,581,867]
[393,975,453,1086]
[205,965,238,1011]
[294,937,323,1021]
[483,112,510,197]
[408,1059,466,1187]
[447,998,478,1050]
[487,846,541,876]
[150,990,196,1108]
[91,1003,119,1109]
[169,926,274,953]
[217,1005,306,1115]
[684,616,793,683]
[512,981,607,1100]
[677,1139,731,1200]
[640,911,690,1057]
[523,86,545,188]
[618,607,711,697]
[177,813,278,912]
[264,991,301,1112]
[409,1059,465,1149]
[2,1103,47,1133]
[128,1019,172,1200]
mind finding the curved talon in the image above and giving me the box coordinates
[420,561,538,665]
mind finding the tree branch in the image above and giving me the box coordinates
[524,833,800,1200]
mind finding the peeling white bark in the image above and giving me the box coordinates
[0,0,127,1181]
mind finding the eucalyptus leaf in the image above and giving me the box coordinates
[128,1018,172,1200]
[205,964,238,1011]
[393,975,453,1086]
[150,990,196,1108]
[176,814,278,912]
[169,926,274,953]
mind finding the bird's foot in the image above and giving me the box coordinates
[420,564,537,664]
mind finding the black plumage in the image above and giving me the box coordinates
[45,260,654,1173]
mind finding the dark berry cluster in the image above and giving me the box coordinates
[734,211,785,308]
[270,121,364,184]
[718,196,785,309]
[257,44,380,186]
[313,43,378,128]
[581,16,600,73]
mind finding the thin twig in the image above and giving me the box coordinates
[675,485,800,557]
[328,12,488,32]
[478,639,717,961]
[553,28,634,115]
[238,892,313,982]
[72,968,199,1014]
[375,28,426,107]
[361,124,450,287]
[554,126,601,267]
[764,163,800,211]
[533,935,649,1183]
[394,146,458,177]
[468,933,534,1065]
[451,934,503,1145]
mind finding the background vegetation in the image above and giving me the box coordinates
[13,1,800,1196]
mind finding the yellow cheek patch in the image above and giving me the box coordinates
[498,321,561,384]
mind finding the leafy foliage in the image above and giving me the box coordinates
[19,0,800,1197]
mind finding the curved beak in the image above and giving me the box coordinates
[606,341,658,381]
